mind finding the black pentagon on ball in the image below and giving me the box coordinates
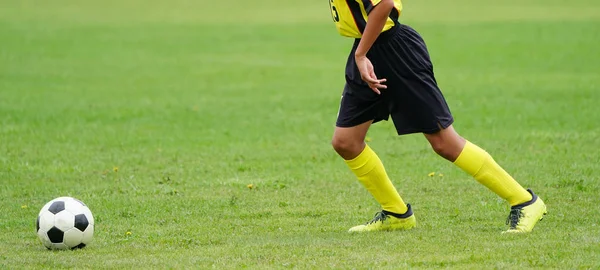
[74,214,89,231]
[36,216,40,232]
[47,227,64,243]
[48,201,65,214]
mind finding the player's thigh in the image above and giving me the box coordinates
[333,120,372,145]
[423,125,464,147]
[332,84,381,156]
[332,120,373,159]
[335,83,386,133]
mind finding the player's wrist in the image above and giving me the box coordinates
[354,52,367,59]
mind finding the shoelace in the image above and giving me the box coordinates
[366,212,388,225]
[506,208,524,229]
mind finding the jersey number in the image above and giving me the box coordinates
[329,0,340,22]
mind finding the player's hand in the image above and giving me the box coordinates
[355,55,387,94]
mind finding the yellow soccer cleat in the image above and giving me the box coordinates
[503,189,547,234]
[349,204,416,233]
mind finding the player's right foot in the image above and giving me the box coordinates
[348,204,416,233]
[503,189,547,234]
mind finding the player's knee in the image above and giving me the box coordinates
[331,137,350,153]
[430,140,453,160]
[430,140,462,161]
[426,128,465,161]
[331,137,361,158]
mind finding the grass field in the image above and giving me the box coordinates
[1,0,600,268]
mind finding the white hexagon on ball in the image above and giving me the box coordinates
[63,228,84,248]
[37,211,55,232]
[54,211,75,232]
[64,199,84,214]
[81,225,94,245]
[36,196,95,250]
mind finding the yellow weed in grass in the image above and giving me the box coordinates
[126,231,132,236]
[113,166,119,172]
[428,172,436,177]
[21,205,27,209]
[247,184,254,189]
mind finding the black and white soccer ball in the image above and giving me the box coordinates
[36,197,95,250]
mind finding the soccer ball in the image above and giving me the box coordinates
[36,197,95,250]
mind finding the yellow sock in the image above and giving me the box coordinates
[454,141,532,206]
[345,145,408,214]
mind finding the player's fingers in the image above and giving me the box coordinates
[370,86,381,95]
[361,69,387,86]
[370,83,387,90]
[366,71,379,83]
[363,76,386,85]
[360,74,372,84]
[367,83,385,94]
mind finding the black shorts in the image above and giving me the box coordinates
[336,24,454,135]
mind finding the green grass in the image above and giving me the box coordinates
[1,0,600,268]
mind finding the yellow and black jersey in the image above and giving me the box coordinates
[329,0,402,38]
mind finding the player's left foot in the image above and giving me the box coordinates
[503,189,547,234]
[348,204,416,233]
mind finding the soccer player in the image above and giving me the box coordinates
[328,0,547,233]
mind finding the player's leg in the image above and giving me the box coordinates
[375,23,546,233]
[333,81,416,232]
[335,25,418,232]
[332,121,416,232]
[423,125,547,233]
[424,125,531,205]
[332,120,408,215]
[331,120,371,160]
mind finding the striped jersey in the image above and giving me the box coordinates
[329,0,403,38]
